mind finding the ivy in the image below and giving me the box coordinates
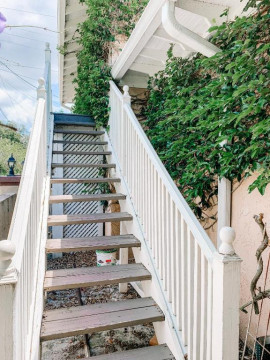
[73,0,147,126]
[145,4,270,218]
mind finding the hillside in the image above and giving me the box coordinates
[0,122,28,175]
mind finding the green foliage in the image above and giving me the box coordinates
[73,0,147,126]
[0,123,28,175]
[145,6,270,218]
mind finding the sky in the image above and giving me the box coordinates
[0,0,63,131]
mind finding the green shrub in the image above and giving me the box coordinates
[145,3,270,218]
[73,0,148,126]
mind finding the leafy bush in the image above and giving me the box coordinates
[145,3,270,218]
[73,0,148,126]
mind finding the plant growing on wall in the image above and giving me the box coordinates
[145,1,270,220]
[72,0,148,126]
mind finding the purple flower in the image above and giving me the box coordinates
[0,13,7,33]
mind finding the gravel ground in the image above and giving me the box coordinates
[42,251,155,359]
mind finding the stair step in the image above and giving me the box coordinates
[53,140,108,145]
[54,113,95,127]
[50,177,120,184]
[54,129,104,136]
[51,163,115,168]
[81,344,174,360]
[46,234,141,253]
[47,212,133,226]
[49,193,126,204]
[44,263,151,291]
[41,297,164,341]
[53,151,111,156]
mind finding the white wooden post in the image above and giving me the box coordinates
[218,140,231,248]
[119,85,131,294]
[0,240,17,360]
[212,227,241,360]
[45,43,52,114]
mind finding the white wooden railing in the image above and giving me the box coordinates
[0,45,52,360]
[106,80,242,360]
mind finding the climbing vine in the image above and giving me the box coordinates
[72,0,147,126]
[145,1,270,219]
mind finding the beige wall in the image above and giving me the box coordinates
[0,193,17,240]
[232,173,270,345]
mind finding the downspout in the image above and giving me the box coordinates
[161,0,221,57]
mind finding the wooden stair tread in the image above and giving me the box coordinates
[51,163,115,168]
[53,140,108,145]
[49,193,126,204]
[41,297,164,341]
[54,129,105,135]
[81,344,174,360]
[44,263,151,291]
[46,234,141,253]
[50,178,120,184]
[47,212,133,226]
[53,151,111,156]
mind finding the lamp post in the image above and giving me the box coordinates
[7,154,16,176]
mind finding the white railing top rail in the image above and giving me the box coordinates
[109,80,216,262]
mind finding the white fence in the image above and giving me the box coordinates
[107,80,242,360]
[0,45,52,360]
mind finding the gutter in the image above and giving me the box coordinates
[162,0,221,57]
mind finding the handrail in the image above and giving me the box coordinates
[108,80,241,360]
[6,78,48,359]
[110,81,216,261]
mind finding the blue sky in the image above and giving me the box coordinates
[0,0,63,130]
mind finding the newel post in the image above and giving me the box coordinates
[212,227,242,360]
[123,85,131,105]
[0,240,17,360]
[37,77,46,100]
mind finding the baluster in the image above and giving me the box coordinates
[166,191,174,302]
[175,209,181,323]
[169,200,176,306]
[152,169,157,259]
[193,242,201,360]
[158,177,164,279]
[187,229,195,356]
[159,184,165,280]
[206,263,213,360]
[200,253,208,360]
[181,217,188,344]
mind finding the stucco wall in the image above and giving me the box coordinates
[0,193,17,240]
[232,173,270,345]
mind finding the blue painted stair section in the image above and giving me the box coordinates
[53,113,95,127]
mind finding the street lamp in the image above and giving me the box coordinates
[7,154,16,176]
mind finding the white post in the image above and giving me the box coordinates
[212,227,241,360]
[217,140,231,248]
[37,78,46,100]
[123,85,131,105]
[0,240,17,360]
[119,86,131,293]
[218,178,231,248]
[45,42,52,113]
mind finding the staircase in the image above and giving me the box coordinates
[41,115,174,359]
[0,67,241,360]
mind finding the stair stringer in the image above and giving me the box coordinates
[103,131,187,360]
